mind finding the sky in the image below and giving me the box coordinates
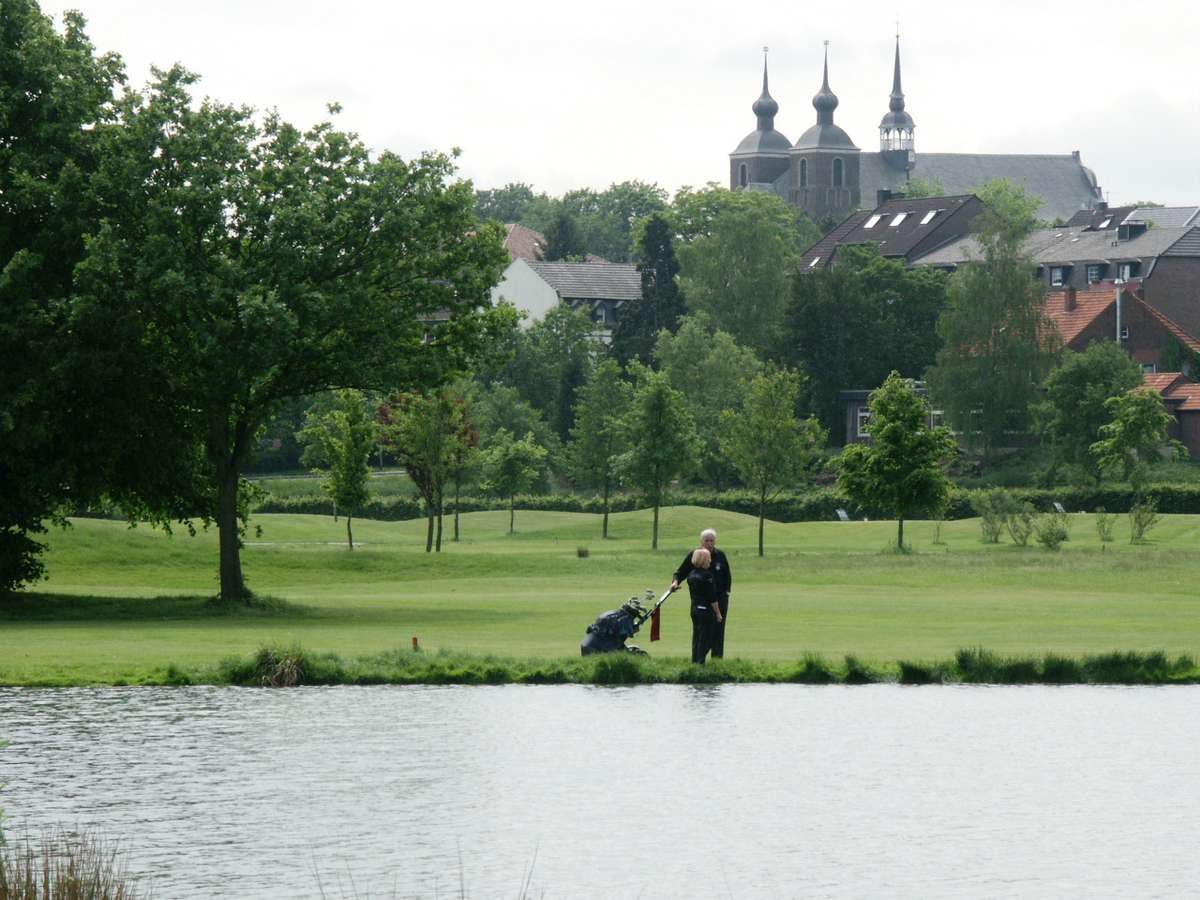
[45,0,1200,207]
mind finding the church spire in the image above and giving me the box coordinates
[879,31,915,166]
[812,41,839,125]
[752,46,779,128]
[889,34,905,113]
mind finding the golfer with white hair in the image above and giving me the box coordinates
[671,528,732,657]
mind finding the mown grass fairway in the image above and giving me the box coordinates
[3,507,1200,684]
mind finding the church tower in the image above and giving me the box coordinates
[879,35,915,173]
[790,43,860,222]
[729,49,792,190]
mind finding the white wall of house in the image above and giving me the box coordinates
[489,259,560,327]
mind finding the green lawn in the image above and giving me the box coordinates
[2,506,1199,684]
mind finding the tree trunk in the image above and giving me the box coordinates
[602,477,610,540]
[425,507,434,553]
[453,479,461,542]
[216,463,246,602]
[509,495,515,534]
[652,503,659,550]
[346,515,354,551]
[435,490,444,552]
[898,516,905,551]
[758,489,766,557]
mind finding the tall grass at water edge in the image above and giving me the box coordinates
[0,830,149,899]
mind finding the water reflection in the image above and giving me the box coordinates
[1,684,1199,898]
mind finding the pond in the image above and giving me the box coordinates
[1,684,1197,898]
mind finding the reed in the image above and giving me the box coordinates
[0,830,149,900]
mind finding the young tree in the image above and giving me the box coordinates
[481,430,548,534]
[1033,341,1142,483]
[838,372,958,550]
[74,68,512,599]
[611,213,687,366]
[655,313,763,486]
[543,209,586,261]
[297,390,376,550]
[568,359,633,538]
[720,370,826,556]
[380,389,471,552]
[781,244,947,441]
[617,368,701,549]
[925,180,1058,461]
[444,382,480,543]
[1090,388,1186,489]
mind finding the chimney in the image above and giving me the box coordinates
[1064,286,1077,311]
[877,189,893,206]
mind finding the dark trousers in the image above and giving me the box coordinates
[712,595,729,658]
[691,607,718,664]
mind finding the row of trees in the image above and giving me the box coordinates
[0,2,514,597]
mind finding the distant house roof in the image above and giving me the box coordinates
[859,152,1101,223]
[799,194,981,269]
[1065,206,1136,229]
[1043,288,1200,353]
[913,225,1200,269]
[1143,373,1200,412]
[1123,207,1200,229]
[1143,372,1189,395]
[528,262,642,302]
[1162,228,1200,257]
[504,223,546,263]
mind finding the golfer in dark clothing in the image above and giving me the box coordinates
[686,548,722,664]
[671,528,732,657]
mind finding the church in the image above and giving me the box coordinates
[729,41,1105,224]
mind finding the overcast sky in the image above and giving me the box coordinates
[46,0,1200,206]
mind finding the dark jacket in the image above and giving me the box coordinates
[686,567,717,615]
[675,549,731,598]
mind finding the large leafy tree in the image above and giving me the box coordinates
[474,182,538,224]
[568,358,633,539]
[1091,388,1186,489]
[925,180,1058,461]
[297,390,376,550]
[838,372,957,550]
[75,67,511,600]
[721,369,826,556]
[1033,341,1142,483]
[781,243,947,442]
[654,313,762,486]
[560,181,669,262]
[617,367,700,549]
[611,213,686,366]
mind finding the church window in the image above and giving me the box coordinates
[889,213,908,227]
[739,164,748,187]
[832,158,844,187]
[864,214,883,229]
[799,159,808,188]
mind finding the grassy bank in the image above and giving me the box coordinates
[3,507,1200,685]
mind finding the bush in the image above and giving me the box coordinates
[1034,511,1070,551]
[971,488,1009,543]
[1005,501,1036,546]
[576,547,589,558]
[1129,498,1160,544]
[1095,507,1115,542]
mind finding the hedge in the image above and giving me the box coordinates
[251,483,1200,523]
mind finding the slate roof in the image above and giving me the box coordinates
[1123,207,1200,229]
[797,209,873,269]
[798,194,980,269]
[732,128,792,156]
[859,152,1102,223]
[913,225,1200,268]
[1065,206,1136,229]
[528,262,642,302]
[504,223,546,263]
[1161,228,1200,257]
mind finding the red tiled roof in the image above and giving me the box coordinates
[1043,289,1114,347]
[1143,372,1188,395]
[1133,297,1200,353]
[504,223,546,263]
[1167,384,1200,411]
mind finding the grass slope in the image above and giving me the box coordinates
[2,507,1199,684]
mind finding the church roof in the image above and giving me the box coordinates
[528,262,642,302]
[794,123,859,151]
[732,129,792,156]
[859,152,1102,223]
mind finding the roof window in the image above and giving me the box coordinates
[808,256,820,268]
[1099,218,1112,229]
[919,210,939,225]
[864,214,883,229]
[889,213,908,227]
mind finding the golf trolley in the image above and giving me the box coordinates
[580,587,674,656]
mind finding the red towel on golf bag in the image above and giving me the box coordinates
[650,605,661,641]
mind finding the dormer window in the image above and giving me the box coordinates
[1118,261,1141,280]
[1050,266,1066,287]
[889,213,908,227]
[1086,264,1105,284]
[864,214,883,229]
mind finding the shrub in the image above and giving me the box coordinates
[1129,498,1160,544]
[1095,507,1115,542]
[972,488,1009,543]
[576,547,589,558]
[1005,501,1036,546]
[788,655,835,684]
[1034,512,1070,551]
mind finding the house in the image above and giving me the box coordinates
[730,41,1103,224]
[489,257,641,336]
[1140,372,1200,458]
[839,383,943,445]
[799,193,984,271]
